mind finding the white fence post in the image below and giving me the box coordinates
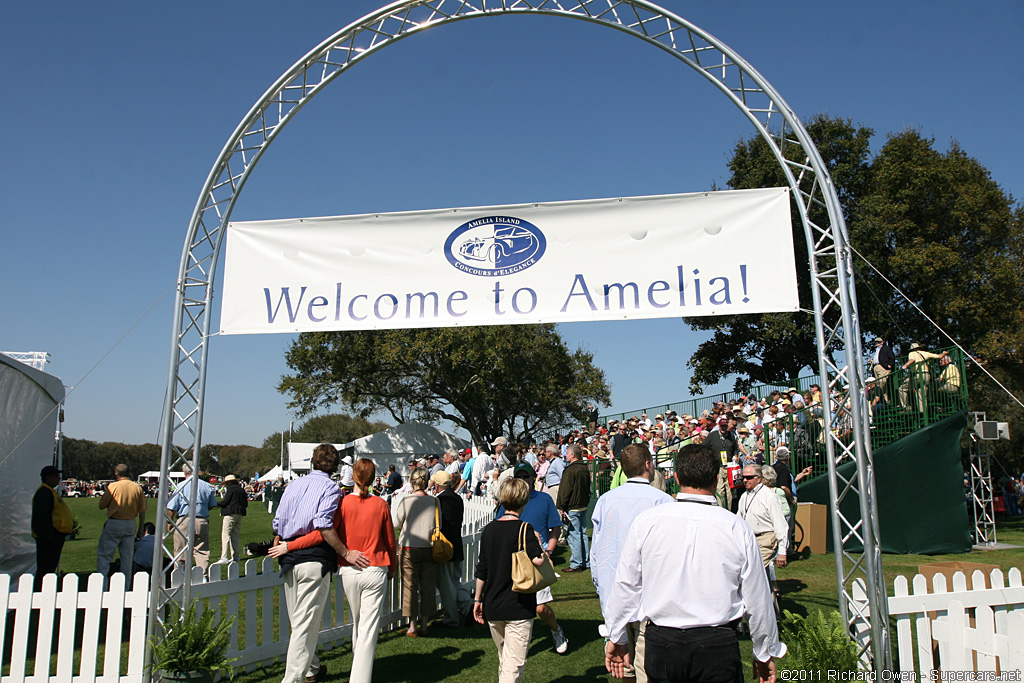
[887,567,1024,675]
[1,498,495,681]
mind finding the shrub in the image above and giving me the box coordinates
[149,600,238,678]
[779,609,860,674]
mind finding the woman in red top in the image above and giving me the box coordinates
[269,459,397,683]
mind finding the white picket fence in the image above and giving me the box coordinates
[854,567,1024,675]
[0,497,495,682]
[0,572,150,683]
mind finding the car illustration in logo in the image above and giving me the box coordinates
[444,216,546,276]
[458,225,536,264]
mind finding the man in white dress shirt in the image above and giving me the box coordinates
[604,443,786,683]
[737,465,789,570]
[592,444,673,682]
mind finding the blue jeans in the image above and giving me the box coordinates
[566,509,590,569]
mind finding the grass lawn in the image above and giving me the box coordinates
[61,497,277,577]
[60,500,1024,682]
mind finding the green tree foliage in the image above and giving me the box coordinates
[278,325,611,445]
[199,444,270,480]
[62,438,161,481]
[61,414,389,481]
[293,413,390,444]
[685,116,1023,408]
[63,438,269,480]
[258,414,390,469]
[852,131,1024,468]
[684,115,874,392]
[852,130,1024,363]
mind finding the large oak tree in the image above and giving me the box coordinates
[278,325,610,445]
[683,114,874,392]
[684,116,1022,393]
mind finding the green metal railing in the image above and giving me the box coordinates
[770,346,968,484]
[596,374,823,428]
[582,346,967,494]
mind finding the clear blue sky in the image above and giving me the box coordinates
[2,1,1021,447]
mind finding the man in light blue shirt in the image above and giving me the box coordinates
[522,445,539,468]
[543,444,567,544]
[544,444,565,494]
[166,463,218,572]
[592,443,673,681]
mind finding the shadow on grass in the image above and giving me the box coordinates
[527,616,603,658]
[372,644,487,682]
[548,664,610,682]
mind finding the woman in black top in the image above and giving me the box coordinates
[474,478,545,683]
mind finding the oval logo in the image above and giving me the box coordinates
[444,216,546,277]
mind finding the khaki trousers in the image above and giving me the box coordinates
[172,516,209,572]
[281,562,331,683]
[873,364,892,399]
[756,532,778,568]
[488,618,534,683]
[626,620,648,682]
[340,566,388,683]
[715,468,733,510]
[220,513,243,561]
[399,547,437,621]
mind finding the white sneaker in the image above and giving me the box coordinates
[552,626,569,654]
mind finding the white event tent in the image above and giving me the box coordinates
[288,422,470,476]
[0,354,65,576]
[257,464,298,482]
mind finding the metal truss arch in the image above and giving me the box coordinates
[155,0,889,671]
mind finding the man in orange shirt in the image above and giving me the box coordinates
[97,463,147,580]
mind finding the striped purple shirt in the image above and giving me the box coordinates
[272,470,342,540]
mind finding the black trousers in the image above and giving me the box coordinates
[644,622,743,683]
[35,536,65,591]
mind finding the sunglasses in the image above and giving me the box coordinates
[742,475,761,480]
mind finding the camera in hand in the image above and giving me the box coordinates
[245,539,274,557]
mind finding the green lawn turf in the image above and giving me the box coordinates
[59,499,1024,682]
[61,497,276,578]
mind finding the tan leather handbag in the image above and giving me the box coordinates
[511,522,557,594]
[431,501,453,563]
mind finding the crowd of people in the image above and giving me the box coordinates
[30,461,256,587]
[237,426,798,683]
[31,415,811,683]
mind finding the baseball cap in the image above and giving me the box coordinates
[430,471,452,487]
[513,463,536,478]
[490,436,509,446]
[40,465,61,478]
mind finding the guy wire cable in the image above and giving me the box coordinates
[0,283,176,469]
[847,242,1024,409]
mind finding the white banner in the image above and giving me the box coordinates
[220,188,797,334]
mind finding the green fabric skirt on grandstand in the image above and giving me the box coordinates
[799,412,971,555]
